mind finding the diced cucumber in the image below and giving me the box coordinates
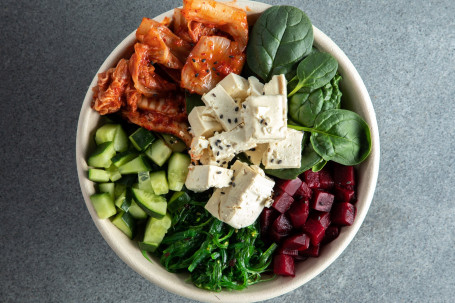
[88,141,116,168]
[167,153,191,191]
[129,127,155,151]
[114,174,137,186]
[144,139,173,166]
[114,188,132,212]
[88,168,110,182]
[128,200,148,220]
[111,211,135,239]
[106,164,122,182]
[138,171,155,194]
[161,134,187,152]
[114,183,126,198]
[118,155,151,174]
[168,191,191,213]
[138,213,172,252]
[113,125,128,152]
[111,151,137,168]
[95,124,118,145]
[149,171,169,195]
[131,188,167,218]
[98,183,115,199]
[90,192,117,219]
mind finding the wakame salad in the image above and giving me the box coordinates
[85,0,371,292]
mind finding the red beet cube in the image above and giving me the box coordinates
[282,233,310,251]
[309,211,331,229]
[334,185,355,203]
[294,181,312,200]
[303,219,326,245]
[270,229,288,243]
[272,191,294,213]
[272,214,293,234]
[331,202,356,226]
[274,254,295,276]
[332,164,355,188]
[299,244,320,257]
[322,225,340,244]
[288,200,309,230]
[276,178,302,196]
[276,247,299,256]
[260,208,279,236]
[311,190,335,212]
[303,170,320,188]
[318,169,334,189]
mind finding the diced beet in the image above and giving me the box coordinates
[311,190,335,212]
[276,247,299,256]
[270,229,288,243]
[288,200,310,230]
[334,185,355,203]
[272,191,295,213]
[309,211,331,229]
[282,233,310,251]
[272,214,293,234]
[303,170,320,188]
[318,169,334,189]
[260,207,279,236]
[294,181,312,200]
[322,225,340,244]
[331,202,356,226]
[332,163,356,188]
[303,219,326,245]
[276,178,302,196]
[299,244,320,257]
[293,255,308,262]
[273,254,295,277]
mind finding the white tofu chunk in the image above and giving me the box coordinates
[188,106,223,138]
[199,148,229,167]
[205,188,223,220]
[243,144,267,166]
[202,85,242,131]
[185,165,234,192]
[263,74,287,96]
[218,73,249,100]
[208,125,257,161]
[189,136,209,161]
[219,161,275,229]
[247,76,264,96]
[242,95,287,143]
[262,128,303,169]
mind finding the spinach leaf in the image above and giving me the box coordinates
[289,109,372,165]
[185,91,204,114]
[311,159,327,172]
[246,6,313,81]
[288,52,338,97]
[289,74,343,127]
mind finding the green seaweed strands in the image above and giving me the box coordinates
[156,200,277,291]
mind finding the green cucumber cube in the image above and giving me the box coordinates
[88,141,116,168]
[90,192,117,219]
[167,153,191,191]
[129,128,155,151]
[149,171,169,195]
[88,168,111,183]
[145,139,173,166]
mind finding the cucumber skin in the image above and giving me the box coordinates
[112,211,135,239]
[131,188,167,219]
[88,142,116,168]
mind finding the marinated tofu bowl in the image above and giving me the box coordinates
[76,0,380,302]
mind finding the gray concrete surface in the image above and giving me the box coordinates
[1,0,454,302]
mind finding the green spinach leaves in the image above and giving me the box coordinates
[246,6,314,81]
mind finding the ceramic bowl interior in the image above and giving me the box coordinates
[76,1,380,302]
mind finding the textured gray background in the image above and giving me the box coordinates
[1,0,454,302]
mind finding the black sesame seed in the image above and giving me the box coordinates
[217,151,220,156]
[214,61,218,64]
[221,191,225,195]
[206,69,209,73]
[228,118,232,123]
[216,139,221,143]
[251,148,256,151]
[216,72,220,76]
[195,73,199,77]
[226,144,231,148]
[232,182,236,187]
[235,106,239,112]
[201,59,206,62]
[216,171,222,174]
[265,122,268,126]
[220,114,224,119]
[242,104,246,109]
[271,159,274,163]
[192,58,196,62]
[278,160,283,164]
[234,118,238,123]
[229,182,232,185]
[229,55,234,58]
[248,155,251,159]
[212,67,217,71]
[212,93,216,97]
[260,119,264,124]
[222,161,227,165]
[219,145,223,150]
[231,176,234,181]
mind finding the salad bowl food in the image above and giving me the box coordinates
[76,0,380,302]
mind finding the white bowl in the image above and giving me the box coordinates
[76,1,380,302]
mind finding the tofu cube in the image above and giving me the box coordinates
[218,73,249,101]
[205,188,225,220]
[188,106,223,138]
[263,128,303,169]
[243,144,267,166]
[219,161,275,229]
[242,95,287,143]
[208,125,257,161]
[247,76,264,96]
[263,74,287,96]
[202,85,242,131]
[189,136,209,161]
[185,165,234,192]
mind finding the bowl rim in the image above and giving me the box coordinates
[76,1,380,302]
